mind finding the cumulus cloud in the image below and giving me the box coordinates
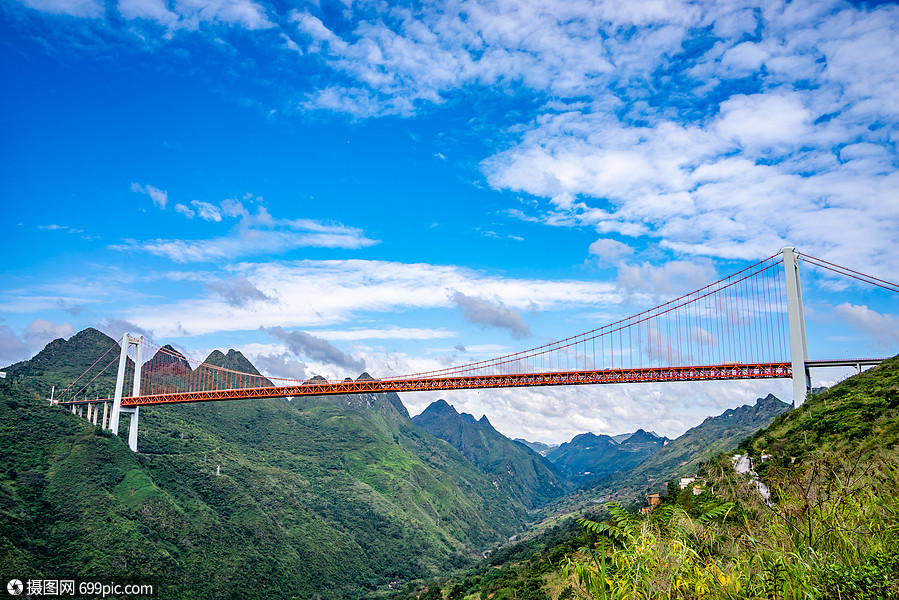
[24,319,75,352]
[266,326,365,374]
[0,325,30,367]
[130,182,168,209]
[118,0,273,30]
[589,238,634,265]
[175,200,224,222]
[118,0,179,27]
[22,1,899,281]
[715,93,811,153]
[833,303,899,350]
[451,291,532,339]
[476,2,899,276]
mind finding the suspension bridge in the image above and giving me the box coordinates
[55,247,897,451]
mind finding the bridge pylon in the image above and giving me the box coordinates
[108,333,143,452]
[781,247,810,407]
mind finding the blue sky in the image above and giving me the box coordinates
[1,0,897,443]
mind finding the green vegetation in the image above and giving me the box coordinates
[3,328,125,398]
[0,331,532,599]
[4,330,896,600]
[418,359,898,600]
[566,456,899,599]
[563,394,791,510]
[563,357,899,600]
[388,517,590,600]
[744,356,899,463]
[413,399,573,509]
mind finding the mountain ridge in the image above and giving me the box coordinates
[0,329,532,599]
[413,399,573,509]
[545,428,668,485]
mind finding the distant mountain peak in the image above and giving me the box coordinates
[421,398,457,416]
[621,429,668,446]
[546,429,664,484]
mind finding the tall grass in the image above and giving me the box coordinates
[566,457,899,599]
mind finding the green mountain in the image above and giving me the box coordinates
[0,330,529,599]
[412,400,573,509]
[3,327,126,398]
[567,393,791,507]
[545,429,668,485]
[202,349,264,375]
[626,393,791,484]
[199,349,274,388]
[746,356,899,463]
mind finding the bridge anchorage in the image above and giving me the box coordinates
[56,246,897,452]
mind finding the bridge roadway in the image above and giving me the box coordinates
[106,362,794,406]
[57,358,888,407]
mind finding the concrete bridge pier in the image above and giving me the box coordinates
[109,333,143,452]
[782,246,811,407]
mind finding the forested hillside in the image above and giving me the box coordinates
[414,358,899,600]
[745,356,899,462]
[413,399,572,509]
[0,331,531,599]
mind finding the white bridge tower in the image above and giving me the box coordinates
[108,333,143,452]
[781,246,810,407]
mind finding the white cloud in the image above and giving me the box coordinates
[110,200,379,262]
[18,0,102,18]
[310,327,455,341]
[118,0,179,27]
[616,260,718,298]
[191,200,222,222]
[23,319,76,352]
[117,0,273,30]
[588,238,634,265]
[715,93,811,152]
[130,182,168,209]
[0,325,30,367]
[238,0,899,278]
[833,303,899,351]
[123,259,620,337]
